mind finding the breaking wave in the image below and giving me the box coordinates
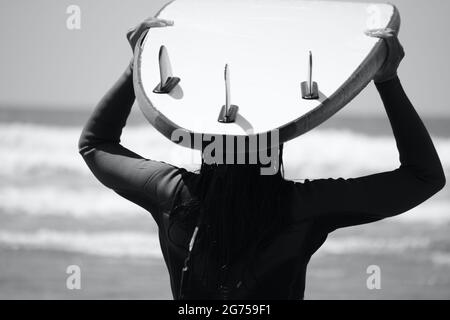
[1,123,449,222]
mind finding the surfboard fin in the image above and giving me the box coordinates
[153,45,181,94]
[218,64,239,123]
[301,51,319,100]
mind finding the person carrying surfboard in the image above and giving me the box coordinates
[78,18,446,299]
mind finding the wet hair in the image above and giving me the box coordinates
[168,144,290,289]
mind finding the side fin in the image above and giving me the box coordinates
[159,45,172,86]
[153,45,180,94]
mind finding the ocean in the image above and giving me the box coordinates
[0,106,449,299]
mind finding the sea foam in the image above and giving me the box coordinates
[1,124,449,222]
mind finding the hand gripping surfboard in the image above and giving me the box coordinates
[133,0,400,151]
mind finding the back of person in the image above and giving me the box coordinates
[159,165,312,300]
[78,18,445,300]
[157,168,351,300]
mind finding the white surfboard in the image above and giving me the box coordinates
[133,0,400,150]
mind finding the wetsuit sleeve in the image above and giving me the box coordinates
[78,62,185,226]
[292,77,446,232]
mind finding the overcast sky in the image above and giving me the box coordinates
[0,0,449,117]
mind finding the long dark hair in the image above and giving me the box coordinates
[169,143,290,288]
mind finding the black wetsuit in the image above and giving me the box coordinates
[78,62,445,299]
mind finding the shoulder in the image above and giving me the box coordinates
[150,163,199,214]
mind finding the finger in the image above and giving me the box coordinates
[142,17,161,24]
[141,21,173,29]
[142,18,174,27]
[126,28,134,38]
[365,28,396,39]
[157,19,174,26]
[367,31,394,39]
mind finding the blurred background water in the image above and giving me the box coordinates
[0,107,449,299]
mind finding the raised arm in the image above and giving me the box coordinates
[290,29,446,232]
[78,18,183,226]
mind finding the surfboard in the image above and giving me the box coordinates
[133,0,400,150]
